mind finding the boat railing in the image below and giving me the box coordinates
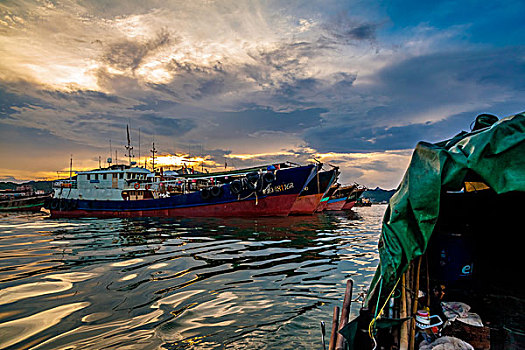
[124,176,234,195]
[53,180,77,189]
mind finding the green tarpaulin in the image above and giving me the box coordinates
[367,111,525,305]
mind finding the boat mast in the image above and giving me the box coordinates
[150,142,157,171]
[69,154,73,182]
[125,125,134,166]
[108,140,113,166]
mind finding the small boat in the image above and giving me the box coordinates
[323,184,356,211]
[341,185,366,210]
[0,185,51,212]
[353,197,372,207]
[315,184,338,212]
[290,166,339,215]
[45,163,317,218]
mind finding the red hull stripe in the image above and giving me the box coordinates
[51,193,299,218]
[315,201,328,212]
[290,193,323,215]
[325,200,346,211]
[342,200,356,210]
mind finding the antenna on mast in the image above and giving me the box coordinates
[138,128,141,168]
[107,140,113,165]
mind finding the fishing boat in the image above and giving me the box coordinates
[341,185,366,210]
[45,162,316,218]
[334,112,525,350]
[0,185,51,212]
[290,167,339,215]
[354,197,372,207]
[323,184,357,211]
[315,184,339,212]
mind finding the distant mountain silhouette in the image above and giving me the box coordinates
[0,180,53,192]
[361,187,396,203]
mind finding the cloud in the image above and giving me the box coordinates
[140,114,196,136]
[102,28,173,71]
[304,46,525,153]
[0,0,524,188]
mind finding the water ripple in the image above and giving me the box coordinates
[0,206,385,349]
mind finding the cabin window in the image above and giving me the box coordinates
[102,174,107,180]
[94,174,98,180]
[119,173,124,179]
[87,174,91,180]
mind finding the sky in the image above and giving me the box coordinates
[0,0,524,189]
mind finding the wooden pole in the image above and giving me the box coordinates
[407,262,415,349]
[335,279,353,350]
[409,256,422,350]
[406,263,412,323]
[328,306,340,350]
[399,272,409,350]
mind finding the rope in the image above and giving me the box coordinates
[352,292,367,303]
[368,277,401,347]
[238,191,256,201]
[369,277,383,339]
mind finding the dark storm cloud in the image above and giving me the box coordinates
[377,48,525,99]
[0,88,44,119]
[140,114,196,136]
[102,28,174,71]
[321,12,378,44]
[41,89,122,106]
[304,46,525,152]
[347,24,377,40]
[205,108,326,139]
[132,99,179,112]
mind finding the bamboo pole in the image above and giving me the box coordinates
[409,256,422,350]
[328,306,340,350]
[399,272,409,350]
[406,263,412,323]
[335,279,353,350]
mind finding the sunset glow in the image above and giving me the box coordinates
[1,1,523,189]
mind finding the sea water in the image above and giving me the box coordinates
[0,205,385,349]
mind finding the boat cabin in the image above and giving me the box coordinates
[53,165,153,201]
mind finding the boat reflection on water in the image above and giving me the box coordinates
[0,206,384,349]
